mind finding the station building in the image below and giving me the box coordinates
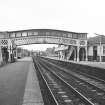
[88,35,105,62]
[55,35,105,62]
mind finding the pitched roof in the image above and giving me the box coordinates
[88,35,105,45]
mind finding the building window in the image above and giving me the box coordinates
[78,34,87,39]
[46,32,50,36]
[103,46,105,54]
[72,33,77,39]
[22,32,27,37]
[28,31,38,36]
[10,33,15,38]
[16,33,21,37]
[68,33,72,38]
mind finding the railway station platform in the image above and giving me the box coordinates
[46,57,105,69]
[75,61,105,69]
[0,57,44,105]
[22,57,44,105]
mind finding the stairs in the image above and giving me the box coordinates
[66,46,74,60]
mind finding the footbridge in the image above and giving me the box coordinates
[0,29,87,63]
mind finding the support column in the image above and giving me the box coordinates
[16,47,18,59]
[63,51,66,60]
[62,51,64,60]
[0,47,3,64]
[77,46,80,62]
[14,47,18,59]
[74,47,76,61]
[58,52,60,60]
[8,39,13,62]
[8,48,11,62]
[85,47,88,61]
[59,51,62,60]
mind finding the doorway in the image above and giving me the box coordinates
[79,48,86,61]
[93,46,97,61]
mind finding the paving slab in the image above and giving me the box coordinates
[22,61,44,105]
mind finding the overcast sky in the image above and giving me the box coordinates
[0,0,105,50]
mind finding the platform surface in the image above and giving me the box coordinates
[22,58,44,105]
[0,57,44,105]
[46,56,105,69]
[76,61,105,69]
[17,57,32,61]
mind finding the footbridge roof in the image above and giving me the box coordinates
[7,29,88,40]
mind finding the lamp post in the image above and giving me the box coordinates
[94,33,102,62]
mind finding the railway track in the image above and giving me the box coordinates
[41,57,105,90]
[42,57,105,81]
[38,57,105,105]
[33,57,95,105]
